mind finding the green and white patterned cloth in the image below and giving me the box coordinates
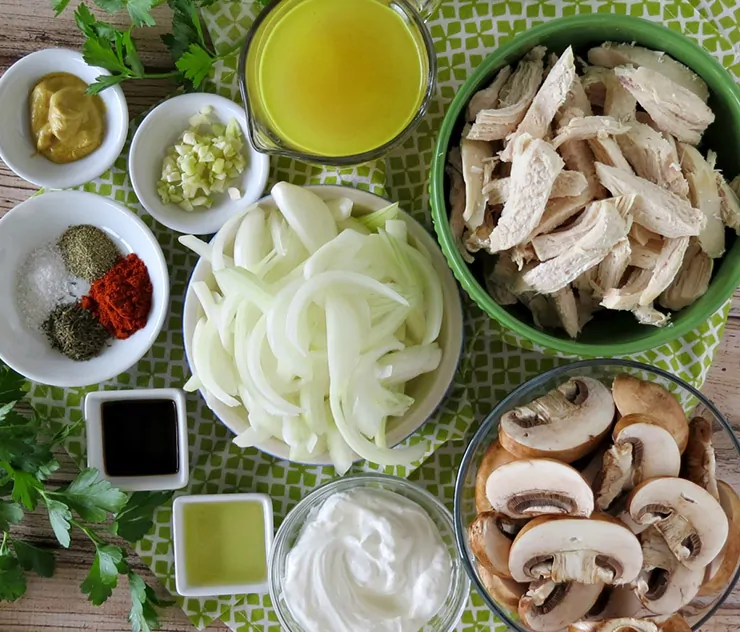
[26,0,739,630]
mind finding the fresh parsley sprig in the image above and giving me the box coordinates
[53,0,236,94]
[0,363,174,632]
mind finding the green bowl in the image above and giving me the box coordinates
[430,15,740,357]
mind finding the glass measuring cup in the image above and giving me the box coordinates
[237,0,440,166]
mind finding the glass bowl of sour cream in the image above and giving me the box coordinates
[269,473,470,632]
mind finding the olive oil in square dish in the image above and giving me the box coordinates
[244,0,433,160]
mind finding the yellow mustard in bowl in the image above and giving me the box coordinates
[29,72,106,164]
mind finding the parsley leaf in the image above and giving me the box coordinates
[0,501,23,531]
[11,540,55,578]
[75,3,119,42]
[122,30,145,76]
[94,0,125,12]
[0,366,25,403]
[11,470,42,511]
[55,469,128,523]
[82,36,131,74]
[81,544,124,605]
[128,573,173,632]
[87,74,127,95]
[176,43,213,88]
[46,499,72,548]
[51,0,73,15]
[0,553,26,602]
[113,491,174,543]
[127,0,156,27]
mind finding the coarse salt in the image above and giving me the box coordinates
[15,243,89,332]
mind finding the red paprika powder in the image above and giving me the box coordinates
[82,253,152,340]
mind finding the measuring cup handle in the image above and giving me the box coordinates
[408,0,442,21]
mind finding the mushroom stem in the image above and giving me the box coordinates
[649,512,697,563]
[549,550,617,584]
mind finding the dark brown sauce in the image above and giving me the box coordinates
[101,399,179,476]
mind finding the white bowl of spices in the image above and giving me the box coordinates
[0,48,128,189]
[0,190,169,387]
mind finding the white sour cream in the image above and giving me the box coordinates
[283,488,452,632]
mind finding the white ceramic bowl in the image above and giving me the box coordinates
[0,190,169,387]
[85,388,189,492]
[129,93,270,235]
[182,185,464,465]
[0,48,128,189]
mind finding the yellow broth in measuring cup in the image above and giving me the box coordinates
[241,0,435,164]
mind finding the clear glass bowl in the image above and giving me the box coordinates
[270,473,471,631]
[453,358,740,631]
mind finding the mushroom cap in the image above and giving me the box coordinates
[698,479,740,596]
[634,527,704,615]
[614,422,681,481]
[500,376,615,463]
[476,439,519,513]
[469,511,513,579]
[519,579,604,632]
[568,619,658,632]
[588,584,650,620]
[653,614,692,632]
[627,477,729,570]
[681,416,719,500]
[611,375,689,453]
[486,458,594,520]
[477,566,526,611]
[508,516,643,584]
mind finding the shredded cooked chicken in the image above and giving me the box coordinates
[615,66,715,145]
[617,122,690,199]
[680,143,725,258]
[467,47,546,141]
[467,65,513,122]
[517,198,631,293]
[587,42,710,102]
[640,236,691,305]
[501,47,576,161]
[659,239,713,310]
[486,134,564,252]
[461,136,493,230]
[483,170,587,205]
[595,162,704,237]
[447,41,734,338]
[552,115,631,149]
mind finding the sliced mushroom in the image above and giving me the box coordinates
[477,566,527,611]
[611,374,690,453]
[476,439,519,513]
[627,477,729,570]
[651,614,693,632]
[569,619,658,632]
[698,480,740,596]
[469,510,515,578]
[499,376,615,463]
[519,579,604,632]
[681,416,719,499]
[593,415,681,510]
[588,584,649,620]
[633,526,704,614]
[508,515,643,584]
[486,459,594,520]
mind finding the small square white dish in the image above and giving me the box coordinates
[173,493,274,597]
[85,388,189,492]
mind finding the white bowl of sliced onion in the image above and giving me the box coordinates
[181,184,463,471]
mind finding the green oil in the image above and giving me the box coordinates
[182,500,267,586]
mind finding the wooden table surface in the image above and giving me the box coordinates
[2,1,740,631]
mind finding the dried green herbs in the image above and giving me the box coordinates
[58,224,120,281]
[43,303,109,361]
